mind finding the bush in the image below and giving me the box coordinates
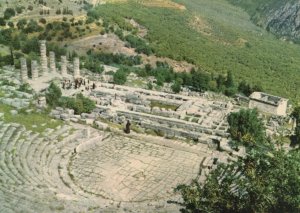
[46,82,62,107]
[4,8,15,20]
[58,93,96,114]
[8,21,14,28]
[147,82,153,90]
[171,78,183,93]
[15,6,25,14]
[28,5,33,11]
[18,83,33,94]
[21,37,40,54]
[124,34,153,55]
[176,149,300,213]
[224,86,237,97]
[227,109,266,147]
[24,19,43,33]
[17,19,27,30]
[113,69,127,85]
[0,18,6,26]
[39,18,47,24]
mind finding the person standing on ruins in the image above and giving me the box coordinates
[124,120,131,134]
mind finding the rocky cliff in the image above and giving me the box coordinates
[263,1,300,41]
[228,0,300,41]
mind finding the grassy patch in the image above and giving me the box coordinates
[150,100,178,111]
[126,79,146,88]
[0,44,9,56]
[0,104,62,133]
[0,90,5,98]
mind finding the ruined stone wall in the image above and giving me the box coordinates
[277,100,288,116]
[249,100,278,115]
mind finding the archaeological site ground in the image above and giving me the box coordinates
[0,0,299,212]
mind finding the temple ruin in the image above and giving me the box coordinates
[17,40,80,88]
[249,92,288,116]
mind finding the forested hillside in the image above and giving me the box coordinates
[88,0,300,102]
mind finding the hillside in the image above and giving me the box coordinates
[1,0,300,102]
[88,0,300,102]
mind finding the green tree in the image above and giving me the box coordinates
[0,28,12,45]
[46,82,62,107]
[113,69,127,85]
[27,5,33,11]
[58,94,95,114]
[216,74,226,92]
[0,17,6,26]
[15,6,25,14]
[21,37,40,54]
[292,106,300,144]
[225,71,234,88]
[24,19,43,33]
[39,18,47,25]
[8,21,14,28]
[176,148,300,213]
[147,82,153,90]
[225,86,237,97]
[76,93,96,114]
[4,8,15,19]
[171,78,183,93]
[192,71,210,92]
[238,80,252,96]
[227,109,265,146]
[17,19,27,30]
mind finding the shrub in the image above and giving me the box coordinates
[0,18,6,26]
[58,94,96,114]
[18,83,33,94]
[113,69,127,85]
[39,18,47,24]
[227,109,266,146]
[46,82,62,107]
[4,8,15,20]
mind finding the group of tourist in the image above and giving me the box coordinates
[61,78,96,91]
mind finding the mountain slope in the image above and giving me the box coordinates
[88,0,300,101]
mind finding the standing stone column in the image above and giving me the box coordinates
[39,40,48,75]
[49,51,56,73]
[20,57,28,83]
[31,60,38,80]
[73,57,80,78]
[61,55,67,76]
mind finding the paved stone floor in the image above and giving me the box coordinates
[70,135,204,202]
